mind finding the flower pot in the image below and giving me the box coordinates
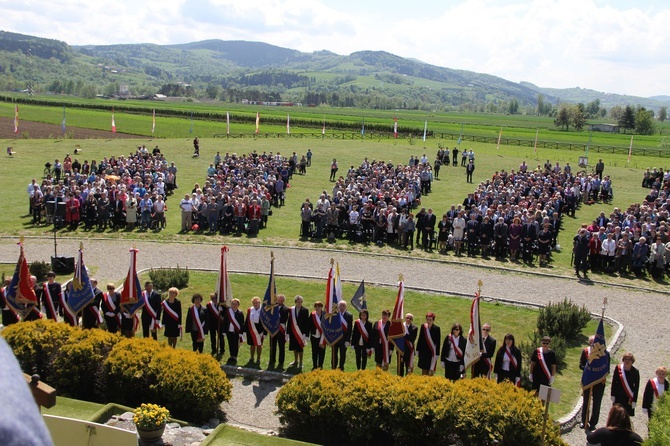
[136,423,166,441]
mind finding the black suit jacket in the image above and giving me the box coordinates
[440,334,467,366]
[141,290,163,323]
[493,346,523,379]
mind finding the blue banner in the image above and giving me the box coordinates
[260,256,281,336]
[321,265,343,346]
[581,318,610,389]
[65,250,95,313]
[350,280,367,313]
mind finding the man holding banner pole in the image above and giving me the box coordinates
[581,298,611,431]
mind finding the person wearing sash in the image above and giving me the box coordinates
[586,405,643,446]
[611,352,640,416]
[102,283,121,333]
[372,309,393,371]
[246,296,265,364]
[400,313,418,376]
[0,277,19,327]
[642,366,668,420]
[416,312,441,376]
[21,276,43,322]
[161,287,182,348]
[308,301,326,370]
[82,278,103,329]
[206,293,225,357]
[493,333,522,385]
[185,293,207,353]
[441,323,466,381]
[141,281,162,341]
[40,271,62,321]
[473,323,496,379]
[529,336,556,392]
[223,298,245,363]
[268,294,289,369]
[351,309,373,370]
[287,295,310,369]
[580,335,609,430]
[332,300,353,371]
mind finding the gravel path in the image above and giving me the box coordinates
[2,237,667,446]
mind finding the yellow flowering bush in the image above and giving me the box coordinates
[133,403,170,430]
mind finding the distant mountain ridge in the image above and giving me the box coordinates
[0,30,668,111]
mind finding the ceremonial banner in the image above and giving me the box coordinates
[120,248,144,316]
[388,279,406,354]
[215,246,233,307]
[260,253,281,336]
[463,287,483,370]
[350,280,367,312]
[5,240,39,319]
[151,109,156,134]
[422,121,427,142]
[393,117,398,139]
[65,245,95,313]
[321,261,343,346]
[286,114,290,134]
[581,318,610,390]
[111,109,116,133]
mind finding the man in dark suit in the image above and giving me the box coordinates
[473,323,496,379]
[400,313,418,376]
[579,335,609,430]
[494,217,508,258]
[522,219,538,264]
[422,208,436,251]
[466,214,480,256]
[269,294,290,368]
[466,159,475,183]
[415,208,426,247]
[332,301,353,371]
[463,194,476,209]
[573,228,590,278]
[82,278,103,329]
[141,281,163,340]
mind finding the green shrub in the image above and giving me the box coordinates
[537,298,591,342]
[276,370,566,446]
[646,393,670,446]
[148,266,189,291]
[30,260,52,282]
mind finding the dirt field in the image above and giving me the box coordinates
[0,117,140,139]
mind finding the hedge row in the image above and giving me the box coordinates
[276,370,566,446]
[1,320,232,422]
[647,393,670,446]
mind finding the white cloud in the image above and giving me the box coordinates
[0,0,668,97]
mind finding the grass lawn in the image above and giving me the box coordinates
[42,396,105,420]
[203,425,315,446]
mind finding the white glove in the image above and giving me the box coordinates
[345,342,350,348]
[515,377,521,386]
[303,336,309,345]
[285,334,290,342]
[459,365,464,373]
[239,334,244,344]
[611,396,616,404]
[642,409,648,415]
[631,402,636,409]
[549,376,554,385]
[529,374,533,383]
[493,373,498,381]
[440,361,445,369]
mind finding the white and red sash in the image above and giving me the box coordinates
[505,346,518,370]
[60,292,77,327]
[161,300,182,337]
[450,334,463,359]
[311,311,326,347]
[102,292,117,315]
[290,306,307,347]
[89,306,103,325]
[377,321,390,366]
[143,291,162,330]
[423,323,438,372]
[192,306,205,340]
[355,319,370,344]
[537,348,552,382]
[340,312,348,332]
[246,307,263,346]
[650,378,661,399]
[42,283,58,321]
[618,364,635,403]
[227,307,242,333]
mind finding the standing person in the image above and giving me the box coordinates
[179,194,193,232]
[141,281,162,341]
[574,228,590,278]
[452,147,459,166]
[466,213,480,257]
[473,323,496,379]
[247,199,262,236]
[223,298,245,363]
[332,301,353,371]
[423,208,436,251]
[642,366,668,420]
[268,294,289,369]
[493,333,522,385]
[246,297,266,364]
[508,217,523,260]
[529,336,557,392]
[441,323,466,381]
[372,309,393,371]
[101,283,120,333]
[65,193,80,231]
[329,158,338,182]
[193,137,200,157]
[80,278,102,329]
[161,287,182,349]
[580,335,610,430]
[586,405,643,446]
[206,293,225,357]
[465,159,475,183]
[611,352,640,416]
[41,271,62,321]
[287,295,310,369]
[416,312,441,376]
[461,150,467,167]
[185,294,207,353]
[400,313,418,376]
[595,158,605,180]
[537,223,553,266]
[308,301,326,370]
[351,309,373,370]
[437,214,452,253]
[453,211,466,256]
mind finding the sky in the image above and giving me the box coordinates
[1,0,669,98]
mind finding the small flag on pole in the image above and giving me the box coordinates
[422,121,427,142]
[533,128,539,156]
[61,106,66,136]
[627,135,633,163]
[260,252,280,336]
[111,108,116,133]
[226,111,230,135]
[286,114,290,135]
[255,112,260,134]
[393,117,398,139]
[350,280,367,312]
[322,114,326,135]
[388,277,406,355]
[464,283,483,371]
[321,261,344,346]
[151,109,156,134]
[496,127,502,150]
[361,118,365,137]
[216,246,233,307]
[457,123,463,145]
[14,105,19,134]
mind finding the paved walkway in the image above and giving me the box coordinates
[2,237,666,446]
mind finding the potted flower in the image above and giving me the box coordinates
[133,403,170,441]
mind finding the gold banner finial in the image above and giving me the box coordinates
[330,258,334,267]
[79,242,84,250]
[477,279,483,291]
[398,274,404,282]
[20,235,25,244]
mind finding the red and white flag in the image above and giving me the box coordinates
[112,109,117,133]
[463,288,482,370]
[393,117,398,139]
[286,114,290,135]
[216,246,233,307]
[255,112,260,134]
[151,109,156,134]
[388,279,405,350]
